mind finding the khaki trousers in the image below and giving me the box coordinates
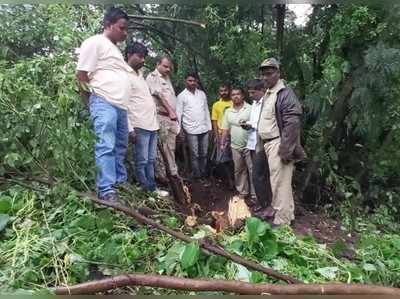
[155,116,179,180]
[232,148,255,198]
[264,138,295,225]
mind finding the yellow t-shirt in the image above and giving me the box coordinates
[211,99,233,129]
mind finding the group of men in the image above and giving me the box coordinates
[76,8,305,227]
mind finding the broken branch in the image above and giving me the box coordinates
[53,273,400,295]
[88,195,301,284]
[128,14,206,28]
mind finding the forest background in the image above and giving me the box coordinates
[1,3,400,294]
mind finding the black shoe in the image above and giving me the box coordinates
[100,192,118,202]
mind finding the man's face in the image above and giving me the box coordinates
[218,86,229,99]
[157,58,172,77]
[106,18,128,43]
[185,76,198,91]
[128,53,145,71]
[248,89,265,102]
[260,67,280,89]
[231,89,244,105]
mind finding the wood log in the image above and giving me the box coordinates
[53,273,400,295]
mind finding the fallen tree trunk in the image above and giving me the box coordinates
[88,195,301,284]
[53,273,400,295]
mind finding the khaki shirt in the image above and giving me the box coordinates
[145,69,177,114]
[127,70,159,132]
[222,103,251,150]
[258,79,285,140]
[76,34,133,110]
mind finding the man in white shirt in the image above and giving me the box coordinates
[76,8,131,201]
[125,42,161,195]
[241,79,273,214]
[176,73,212,179]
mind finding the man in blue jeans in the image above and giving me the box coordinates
[76,8,132,201]
[125,42,166,195]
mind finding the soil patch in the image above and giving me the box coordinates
[186,177,358,256]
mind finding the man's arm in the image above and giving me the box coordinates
[278,88,302,162]
[203,92,212,132]
[146,74,177,120]
[154,92,177,120]
[76,70,91,108]
[220,129,229,150]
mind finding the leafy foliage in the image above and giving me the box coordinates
[1,2,400,294]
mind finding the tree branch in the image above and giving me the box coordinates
[88,195,301,284]
[53,273,400,295]
[128,14,206,28]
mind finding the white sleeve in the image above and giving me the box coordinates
[203,92,212,131]
[176,92,184,129]
[77,37,99,72]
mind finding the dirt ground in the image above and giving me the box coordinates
[185,176,358,257]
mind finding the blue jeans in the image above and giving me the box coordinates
[89,94,128,197]
[186,132,209,178]
[134,127,158,192]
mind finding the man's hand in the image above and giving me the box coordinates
[169,110,177,121]
[129,131,136,144]
[240,123,252,130]
[177,131,185,143]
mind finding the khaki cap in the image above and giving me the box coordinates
[259,57,280,70]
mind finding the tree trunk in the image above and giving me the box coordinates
[275,4,286,59]
[53,273,400,295]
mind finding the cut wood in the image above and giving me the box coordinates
[88,195,301,284]
[53,273,400,295]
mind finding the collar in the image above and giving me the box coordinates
[185,88,198,95]
[154,68,169,80]
[266,79,285,94]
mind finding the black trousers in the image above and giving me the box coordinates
[251,149,273,208]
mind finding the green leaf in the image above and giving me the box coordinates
[180,242,200,270]
[226,239,244,255]
[4,153,21,168]
[0,197,11,213]
[0,214,10,232]
[316,266,339,280]
[245,217,270,245]
[363,263,377,272]
[96,210,113,231]
[262,239,279,258]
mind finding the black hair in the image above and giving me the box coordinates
[219,82,231,91]
[103,7,129,29]
[185,72,198,80]
[246,79,265,91]
[156,55,172,65]
[230,86,244,95]
[126,42,148,58]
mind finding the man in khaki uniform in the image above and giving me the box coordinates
[146,56,179,183]
[257,58,306,226]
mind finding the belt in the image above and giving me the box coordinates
[262,136,279,144]
[158,111,170,117]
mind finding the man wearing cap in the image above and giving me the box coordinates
[257,58,306,226]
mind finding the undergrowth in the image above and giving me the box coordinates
[1,184,400,295]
